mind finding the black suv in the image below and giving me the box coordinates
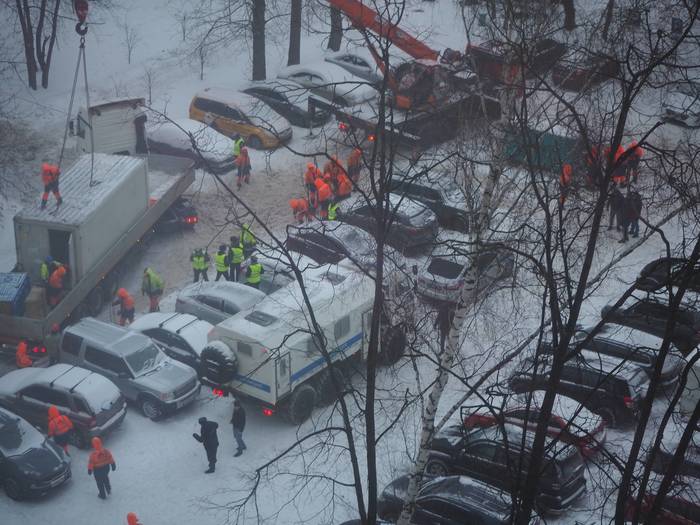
[636,257,700,293]
[509,354,649,427]
[602,293,700,354]
[423,423,586,514]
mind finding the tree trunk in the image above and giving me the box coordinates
[561,0,576,30]
[287,0,301,66]
[602,0,615,40]
[328,6,342,51]
[251,0,266,80]
[16,0,38,89]
[40,0,61,88]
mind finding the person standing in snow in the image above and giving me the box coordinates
[15,340,32,368]
[235,147,251,189]
[39,162,62,210]
[47,405,74,455]
[87,437,116,499]
[231,399,247,457]
[113,288,135,326]
[142,267,164,312]
[627,189,643,238]
[607,185,624,231]
[193,417,219,473]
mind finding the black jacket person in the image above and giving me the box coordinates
[193,417,219,473]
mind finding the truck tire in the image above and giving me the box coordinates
[283,384,317,424]
[314,366,346,405]
[86,286,104,316]
[200,341,238,385]
[379,326,406,365]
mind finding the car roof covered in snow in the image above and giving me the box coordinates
[577,323,680,353]
[130,312,213,355]
[180,281,266,305]
[15,154,146,227]
[277,61,377,101]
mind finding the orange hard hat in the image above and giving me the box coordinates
[289,199,298,209]
[117,288,128,298]
[306,162,315,169]
[48,405,60,419]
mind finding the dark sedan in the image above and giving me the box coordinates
[636,257,700,292]
[154,197,198,233]
[338,193,438,252]
[0,407,71,500]
[243,80,330,128]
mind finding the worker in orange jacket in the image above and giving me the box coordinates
[16,340,32,368]
[236,147,251,189]
[39,162,62,210]
[336,173,353,199]
[625,140,644,183]
[317,181,332,219]
[290,198,312,224]
[47,265,67,307]
[88,437,116,499]
[559,163,573,204]
[112,288,135,326]
[48,405,74,455]
[303,163,318,193]
[127,513,143,525]
[605,144,627,184]
[346,148,362,183]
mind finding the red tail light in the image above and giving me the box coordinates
[31,346,47,354]
[367,134,376,142]
[212,388,225,398]
[338,122,349,132]
[623,396,634,408]
[463,413,495,429]
[184,215,198,224]
[262,408,274,417]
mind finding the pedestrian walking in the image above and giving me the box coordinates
[245,256,264,289]
[607,186,623,231]
[191,248,210,283]
[626,190,643,239]
[230,399,247,457]
[39,162,62,210]
[193,417,219,473]
[113,288,135,326]
[142,267,164,312]
[48,405,74,455]
[87,437,116,499]
[214,245,230,281]
[619,193,632,243]
[236,147,251,189]
[434,304,456,350]
[15,340,32,368]
[229,237,244,281]
[127,512,143,525]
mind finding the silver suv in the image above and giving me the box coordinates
[60,318,200,420]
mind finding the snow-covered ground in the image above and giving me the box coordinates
[2,0,700,524]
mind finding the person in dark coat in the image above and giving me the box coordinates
[434,303,456,350]
[607,186,624,231]
[193,417,219,473]
[230,399,247,457]
[626,190,643,239]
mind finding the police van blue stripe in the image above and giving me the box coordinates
[234,373,271,392]
[290,332,363,383]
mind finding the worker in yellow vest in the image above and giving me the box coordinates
[245,256,264,289]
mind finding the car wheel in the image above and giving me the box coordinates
[425,458,449,477]
[314,366,346,405]
[69,430,89,449]
[246,135,263,150]
[140,397,163,420]
[3,476,23,501]
[595,406,617,428]
[379,326,406,366]
[86,285,104,316]
[283,384,317,425]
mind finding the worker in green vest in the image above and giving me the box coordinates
[40,256,62,285]
[327,199,341,221]
[228,236,245,282]
[142,267,164,312]
[214,245,230,282]
[191,248,210,283]
[240,224,257,258]
[232,136,245,158]
[245,256,264,289]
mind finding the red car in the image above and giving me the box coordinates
[625,492,700,524]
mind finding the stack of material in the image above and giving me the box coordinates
[0,273,31,316]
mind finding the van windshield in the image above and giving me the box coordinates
[125,344,163,376]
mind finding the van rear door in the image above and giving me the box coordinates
[276,353,291,399]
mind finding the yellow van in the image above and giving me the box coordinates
[189,88,292,149]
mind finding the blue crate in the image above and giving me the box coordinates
[0,273,31,316]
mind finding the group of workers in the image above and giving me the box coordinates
[289,148,362,224]
[190,224,263,287]
[111,267,164,326]
[40,256,68,307]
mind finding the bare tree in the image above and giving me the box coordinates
[287,0,302,66]
[328,5,342,51]
[12,0,62,89]
[120,18,140,64]
[251,0,266,80]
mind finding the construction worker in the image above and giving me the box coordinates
[113,288,135,326]
[236,147,251,189]
[214,245,230,281]
[605,144,627,184]
[336,173,353,199]
[127,512,143,525]
[47,265,67,307]
[39,162,62,210]
[241,224,257,257]
[304,162,318,194]
[317,180,332,219]
[228,236,244,282]
[346,148,362,183]
[245,256,264,289]
[142,267,164,313]
[625,140,644,183]
[191,248,210,283]
[47,405,74,455]
[290,198,311,224]
[87,437,116,499]
[232,136,245,158]
[15,340,32,368]
[327,198,341,221]
[39,256,61,285]
[559,163,573,204]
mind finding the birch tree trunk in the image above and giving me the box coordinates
[251,0,266,80]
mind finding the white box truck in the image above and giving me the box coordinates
[74,98,147,155]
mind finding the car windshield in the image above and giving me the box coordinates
[124,343,164,376]
[0,412,43,456]
[335,228,374,258]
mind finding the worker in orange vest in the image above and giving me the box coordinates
[88,437,116,499]
[39,162,62,210]
[336,173,353,199]
[112,288,135,326]
[346,148,362,183]
[559,163,573,204]
[303,163,318,194]
[235,147,251,189]
[317,181,332,219]
[127,513,143,525]
[290,198,312,224]
[16,340,32,368]
[605,144,627,184]
[625,140,644,183]
[48,405,74,455]
[47,265,67,307]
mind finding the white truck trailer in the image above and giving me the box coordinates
[0,153,194,351]
[200,263,407,424]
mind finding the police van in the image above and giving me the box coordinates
[199,263,408,424]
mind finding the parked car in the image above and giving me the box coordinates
[0,364,126,448]
[189,88,292,149]
[389,170,471,231]
[175,281,267,324]
[662,81,700,128]
[552,52,620,91]
[129,313,212,374]
[324,50,383,84]
[509,353,650,427]
[154,196,198,233]
[416,245,515,303]
[424,422,586,514]
[0,406,71,500]
[277,62,377,106]
[636,257,700,292]
[647,431,700,479]
[461,391,607,458]
[146,118,235,173]
[60,318,200,420]
[242,79,330,127]
[567,324,686,388]
[625,486,700,524]
[338,193,438,252]
[601,293,700,354]
[378,474,541,524]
